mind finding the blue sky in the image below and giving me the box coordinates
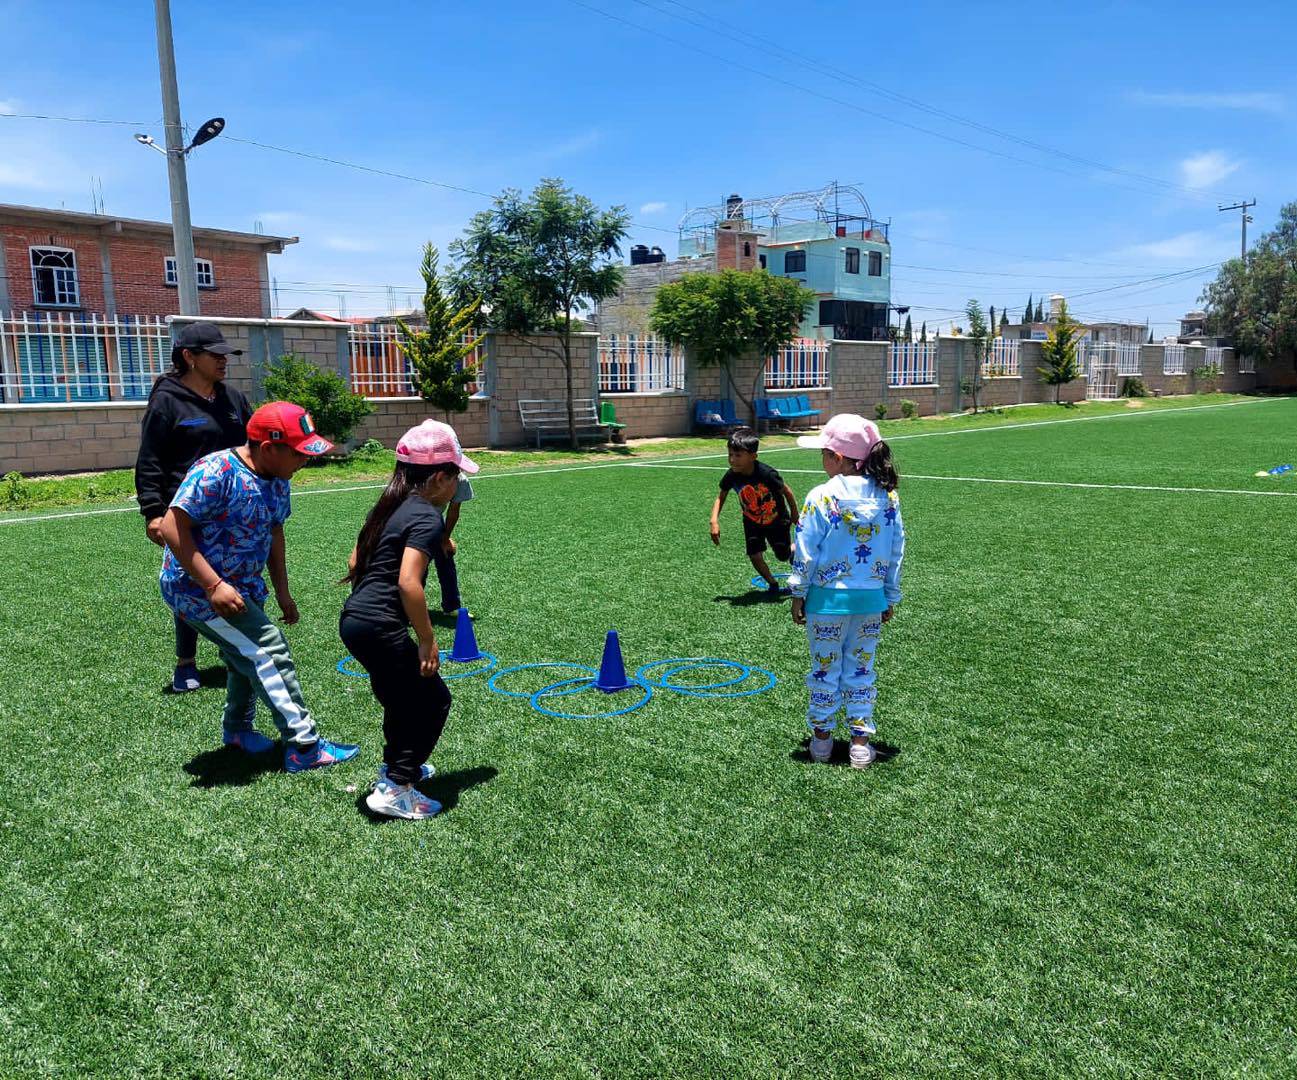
[2,0,1293,332]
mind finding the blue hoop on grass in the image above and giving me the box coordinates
[749,572,790,589]
[529,676,653,720]
[487,662,596,699]
[336,656,369,678]
[636,658,776,699]
[442,652,498,681]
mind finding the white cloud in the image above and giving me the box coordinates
[1129,90,1284,114]
[321,235,381,253]
[0,99,19,115]
[1180,151,1240,190]
[256,210,308,227]
[639,201,667,214]
[1122,230,1218,260]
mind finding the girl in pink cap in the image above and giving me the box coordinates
[787,414,905,768]
[340,419,479,819]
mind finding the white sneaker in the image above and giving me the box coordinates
[809,732,833,763]
[376,762,434,787]
[366,780,442,819]
[849,742,876,769]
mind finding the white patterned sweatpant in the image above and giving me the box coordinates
[805,613,882,736]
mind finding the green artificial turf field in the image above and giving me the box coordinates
[1,396,1294,1077]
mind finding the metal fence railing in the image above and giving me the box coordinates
[983,337,1019,377]
[1204,346,1225,372]
[0,312,170,404]
[598,334,684,393]
[1163,344,1186,375]
[1238,352,1255,374]
[765,338,829,389]
[888,341,937,386]
[347,323,483,398]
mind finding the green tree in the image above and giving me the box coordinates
[1147,326,1155,344]
[1201,201,1297,372]
[988,305,997,336]
[1000,309,1010,334]
[448,178,630,448]
[919,321,928,343]
[1035,298,1045,322]
[1038,299,1085,404]
[1023,294,1034,324]
[962,299,992,413]
[650,268,815,426]
[261,354,373,447]
[903,313,913,342]
[395,244,483,423]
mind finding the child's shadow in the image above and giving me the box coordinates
[789,739,900,766]
[183,744,282,788]
[357,765,499,822]
[161,666,226,695]
[712,590,788,607]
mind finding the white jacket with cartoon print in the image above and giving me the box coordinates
[787,474,905,607]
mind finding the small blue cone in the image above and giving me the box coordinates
[449,607,485,662]
[593,630,633,693]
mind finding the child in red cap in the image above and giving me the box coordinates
[340,419,479,819]
[158,401,360,772]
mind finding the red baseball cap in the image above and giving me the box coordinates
[246,401,334,456]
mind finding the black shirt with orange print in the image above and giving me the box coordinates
[719,460,790,530]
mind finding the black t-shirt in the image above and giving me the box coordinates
[719,460,789,527]
[342,495,444,632]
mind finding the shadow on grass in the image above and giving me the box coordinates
[183,743,282,788]
[712,590,789,607]
[789,738,900,767]
[356,764,499,822]
[161,665,226,695]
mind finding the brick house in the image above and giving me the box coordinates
[0,203,296,319]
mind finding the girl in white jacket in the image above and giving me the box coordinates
[788,414,904,768]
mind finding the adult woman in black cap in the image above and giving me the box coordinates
[135,322,253,692]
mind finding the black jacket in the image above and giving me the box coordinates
[134,374,253,519]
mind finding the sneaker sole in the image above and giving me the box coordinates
[365,792,440,819]
[849,752,875,769]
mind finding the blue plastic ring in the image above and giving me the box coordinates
[635,657,776,698]
[656,661,751,691]
[529,677,653,720]
[487,662,596,699]
[749,572,790,588]
[442,651,498,681]
[336,655,369,678]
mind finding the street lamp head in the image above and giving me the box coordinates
[134,133,153,145]
[187,116,225,151]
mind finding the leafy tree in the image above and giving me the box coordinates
[1024,294,1034,324]
[919,321,928,343]
[1037,298,1085,404]
[395,244,483,423]
[988,305,997,336]
[650,268,815,426]
[1201,201,1297,372]
[961,299,992,413]
[903,314,913,342]
[1000,309,1010,334]
[448,178,630,448]
[261,353,372,447]
[1035,298,1045,322]
[1147,326,1155,344]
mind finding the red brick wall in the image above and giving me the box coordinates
[2,223,267,318]
[714,228,760,271]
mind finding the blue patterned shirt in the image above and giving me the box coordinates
[159,449,291,622]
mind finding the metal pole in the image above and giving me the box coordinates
[154,0,200,316]
[1218,199,1256,262]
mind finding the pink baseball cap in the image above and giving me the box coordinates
[796,413,880,461]
[395,419,479,474]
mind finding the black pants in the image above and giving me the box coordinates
[174,612,199,661]
[431,545,461,611]
[339,614,452,785]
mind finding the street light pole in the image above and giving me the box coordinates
[153,0,200,316]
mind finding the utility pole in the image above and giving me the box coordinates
[1218,199,1256,261]
[153,0,200,316]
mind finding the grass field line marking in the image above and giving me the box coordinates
[627,461,1297,497]
[0,398,1284,526]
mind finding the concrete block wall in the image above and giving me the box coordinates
[355,398,490,450]
[0,402,146,475]
[600,391,691,438]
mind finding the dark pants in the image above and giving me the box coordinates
[339,614,452,785]
[432,545,460,611]
[174,612,199,662]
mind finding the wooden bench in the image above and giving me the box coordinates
[518,398,611,447]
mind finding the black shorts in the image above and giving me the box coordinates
[743,518,792,560]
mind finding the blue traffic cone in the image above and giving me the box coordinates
[448,606,485,662]
[593,630,633,693]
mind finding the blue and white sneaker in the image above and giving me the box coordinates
[366,779,441,819]
[172,663,201,693]
[223,728,275,754]
[284,737,360,773]
[376,762,435,787]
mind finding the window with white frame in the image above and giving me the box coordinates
[30,248,80,307]
[165,257,216,288]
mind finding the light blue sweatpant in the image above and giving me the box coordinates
[805,613,882,737]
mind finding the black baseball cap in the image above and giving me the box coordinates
[173,321,243,356]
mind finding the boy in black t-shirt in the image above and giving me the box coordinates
[710,427,800,597]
